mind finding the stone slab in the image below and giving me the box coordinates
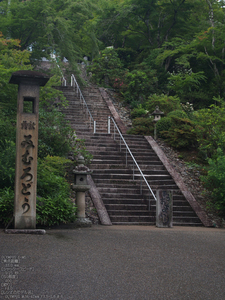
[156,190,173,228]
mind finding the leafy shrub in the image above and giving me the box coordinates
[0,187,14,226]
[156,117,173,138]
[0,34,32,113]
[88,48,124,87]
[181,102,194,119]
[37,156,72,197]
[128,117,154,135]
[130,105,148,119]
[192,103,225,158]
[122,69,157,106]
[167,70,206,104]
[146,94,181,115]
[161,116,196,149]
[156,110,188,139]
[0,113,16,145]
[0,140,16,189]
[40,75,67,109]
[201,149,225,217]
[36,156,76,226]
[116,48,137,68]
[167,110,188,119]
[38,108,75,158]
[0,189,77,227]
[0,156,76,227]
[0,111,16,189]
[36,196,76,226]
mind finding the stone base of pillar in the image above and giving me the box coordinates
[74,217,92,227]
[14,216,36,229]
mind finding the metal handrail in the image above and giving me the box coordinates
[56,61,66,86]
[108,116,157,207]
[71,74,96,133]
[61,76,66,86]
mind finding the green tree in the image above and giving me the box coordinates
[122,69,158,106]
[145,94,181,114]
[0,0,98,69]
[155,1,225,107]
[94,0,198,54]
[201,148,225,217]
[193,101,225,158]
[0,32,32,112]
[88,47,125,86]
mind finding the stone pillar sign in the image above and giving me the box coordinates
[9,71,49,229]
[156,190,173,228]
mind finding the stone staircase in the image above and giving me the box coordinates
[58,85,207,226]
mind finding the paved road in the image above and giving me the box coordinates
[0,225,225,300]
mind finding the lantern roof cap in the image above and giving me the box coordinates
[9,70,49,86]
[73,155,92,174]
[152,106,164,116]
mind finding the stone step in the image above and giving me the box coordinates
[93,180,176,187]
[112,222,155,225]
[102,198,189,206]
[102,197,147,203]
[93,181,178,191]
[57,85,204,227]
[109,215,154,223]
[105,204,195,212]
[108,210,154,216]
[105,204,148,210]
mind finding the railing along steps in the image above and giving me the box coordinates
[57,85,203,226]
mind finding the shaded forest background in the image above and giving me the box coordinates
[0,0,225,222]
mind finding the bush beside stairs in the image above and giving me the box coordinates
[57,84,212,226]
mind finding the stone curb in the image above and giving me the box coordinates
[4,229,46,234]
[99,88,127,134]
[87,175,112,226]
[145,136,213,227]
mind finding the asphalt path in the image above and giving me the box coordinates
[0,225,225,300]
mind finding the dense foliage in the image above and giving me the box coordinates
[201,149,225,216]
[1,0,225,217]
[0,157,76,226]
[36,156,76,226]
[0,34,88,226]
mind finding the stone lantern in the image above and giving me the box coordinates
[72,155,92,227]
[152,106,164,140]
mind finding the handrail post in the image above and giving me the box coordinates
[94,121,96,134]
[126,148,127,167]
[140,177,142,195]
[108,116,110,134]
